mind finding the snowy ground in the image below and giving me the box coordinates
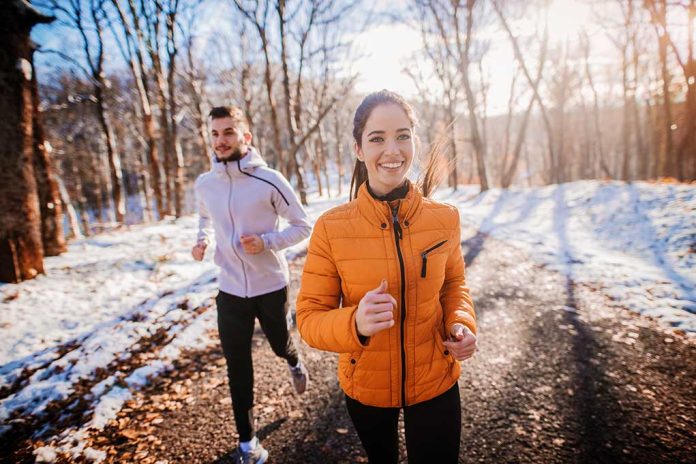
[1,180,694,462]
[436,180,696,332]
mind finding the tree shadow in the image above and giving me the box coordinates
[622,184,695,303]
[461,188,545,268]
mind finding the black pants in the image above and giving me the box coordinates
[216,288,299,442]
[345,383,461,464]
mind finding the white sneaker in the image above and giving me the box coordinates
[289,361,309,394]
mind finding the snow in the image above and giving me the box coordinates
[0,190,344,460]
[1,180,694,461]
[434,180,696,331]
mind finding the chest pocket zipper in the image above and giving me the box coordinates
[421,240,448,278]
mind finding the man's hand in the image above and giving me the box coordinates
[191,241,207,261]
[356,279,397,337]
[240,234,265,254]
[443,323,478,361]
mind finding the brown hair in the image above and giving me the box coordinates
[349,90,447,200]
[208,105,250,132]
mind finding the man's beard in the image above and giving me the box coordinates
[215,146,245,162]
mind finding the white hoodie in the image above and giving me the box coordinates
[195,147,311,297]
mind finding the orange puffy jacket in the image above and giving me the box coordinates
[296,182,476,408]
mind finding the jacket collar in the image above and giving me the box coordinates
[211,146,267,177]
[356,179,423,230]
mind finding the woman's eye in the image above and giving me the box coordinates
[369,137,384,143]
[398,134,411,141]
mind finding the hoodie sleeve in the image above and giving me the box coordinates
[195,178,213,245]
[441,208,477,336]
[261,172,312,251]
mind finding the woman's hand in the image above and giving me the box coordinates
[443,323,478,361]
[355,279,397,337]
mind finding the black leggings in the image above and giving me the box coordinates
[216,288,299,442]
[345,383,461,464]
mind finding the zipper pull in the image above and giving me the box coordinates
[391,204,402,240]
[420,240,448,278]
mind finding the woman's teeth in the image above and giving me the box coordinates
[380,162,403,169]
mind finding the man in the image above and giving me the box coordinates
[192,106,311,464]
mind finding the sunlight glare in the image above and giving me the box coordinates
[546,0,592,42]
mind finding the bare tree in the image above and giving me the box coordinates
[32,69,66,256]
[501,29,548,189]
[413,0,462,190]
[39,0,127,222]
[418,0,490,191]
[645,0,695,181]
[0,1,54,283]
[580,31,612,179]
[233,0,286,176]
[179,4,210,171]
[494,0,558,184]
[110,0,165,218]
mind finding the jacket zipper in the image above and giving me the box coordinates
[224,162,248,296]
[420,240,448,278]
[390,202,407,407]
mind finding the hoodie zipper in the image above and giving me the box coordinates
[390,202,407,407]
[421,240,448,278]
[224,162,248,296]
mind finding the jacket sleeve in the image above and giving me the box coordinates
[441,209,477,335]
[195,179,213,245]
[261,173,312,251]
[296,216,364,353]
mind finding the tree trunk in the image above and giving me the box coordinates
[260,32,285,176]
[166,11,184,218]
[582,35,611,179]
[621,40,631,181]
[112,0,164,219]
[277,0,308,204]
[334,112,344,196]
[70,153,91,237]
[318,128,331,197]
[155,71,173,215]
[446,100,458,190]
[0,1,52,283]
[502,40,546,188]
[32,69,66,256]
[94,84,126,223]
[185,37,210,171]
[56,174,82,240]
[494,1,556,183]
[453,3,489,191]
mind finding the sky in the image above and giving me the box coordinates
[30,0,646,117]
[349,0,600,115]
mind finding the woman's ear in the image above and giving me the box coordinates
[354,142,364,162]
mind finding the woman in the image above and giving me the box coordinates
[296,90,477,463]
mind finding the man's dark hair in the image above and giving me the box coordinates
[208,106,250,132]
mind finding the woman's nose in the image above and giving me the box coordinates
[384,138,399,154]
